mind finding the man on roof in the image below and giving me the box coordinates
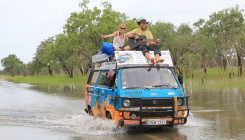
[125,19,163,64]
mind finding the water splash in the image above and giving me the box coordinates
[183,111,196,127]
[50,112,127,135]
[1,108,127,136]
[177,111,209,128]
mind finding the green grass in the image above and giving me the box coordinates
[4,75,88,88]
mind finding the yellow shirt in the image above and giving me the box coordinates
[129,28,154,40]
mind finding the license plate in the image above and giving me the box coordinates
[145,119,166,125]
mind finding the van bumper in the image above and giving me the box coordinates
[116,96,190,127]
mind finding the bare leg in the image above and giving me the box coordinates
[145,52,154,64]
[155,54,160,61]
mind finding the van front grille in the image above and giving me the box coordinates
[130,98,174,107]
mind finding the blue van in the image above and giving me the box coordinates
[85,51,189,127]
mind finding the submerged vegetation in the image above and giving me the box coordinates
[184,67,245,92]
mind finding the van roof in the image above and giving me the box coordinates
[92,50,174,70]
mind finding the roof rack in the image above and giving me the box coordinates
[92,50,173,70]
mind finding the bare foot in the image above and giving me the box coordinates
[150,58,155,64]
[156,59,164,64]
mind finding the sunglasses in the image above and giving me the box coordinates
[141,22,148,25]
[120,28,126,30]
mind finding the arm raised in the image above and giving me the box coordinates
[101,31,118,39]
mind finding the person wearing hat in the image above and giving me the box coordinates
[125,19,163,64]
[101,24,126,51]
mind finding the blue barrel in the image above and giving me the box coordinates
[100,42,114,56]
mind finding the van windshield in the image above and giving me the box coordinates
[121,68,179,89]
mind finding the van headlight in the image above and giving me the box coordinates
[177,98,183,106]
[123,99,130,107]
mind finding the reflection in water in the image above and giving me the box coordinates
[72,127,188,140]
[0,78,245,140]
[31,84,84,98]
[186,80,245,140]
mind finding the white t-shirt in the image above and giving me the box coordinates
[113,32,125,49]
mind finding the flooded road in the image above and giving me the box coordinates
[0,78,245,140]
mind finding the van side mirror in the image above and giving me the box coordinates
[178,75,183,85]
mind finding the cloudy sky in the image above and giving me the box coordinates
[1,0,245,69]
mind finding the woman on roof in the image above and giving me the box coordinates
[101,24,126,51]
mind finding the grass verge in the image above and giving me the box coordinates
[3,75,88,88]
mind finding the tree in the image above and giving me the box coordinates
[204,6,245,77]
[1,54,23,76]
[62,0,135,75]
[172,24,193,75]
[34,37,56,76]
[193,19,216,76]
[52,34,77,78]
[151,21,175,50]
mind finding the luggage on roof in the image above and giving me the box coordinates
[92,50,174,70]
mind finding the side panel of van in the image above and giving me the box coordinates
[86,70,118,120]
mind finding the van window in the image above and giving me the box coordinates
[97,71,108,86]
[88,71,99,85]
[121,68,179,89]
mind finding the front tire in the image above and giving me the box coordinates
[87,106,93,116]
[106,111,112,119]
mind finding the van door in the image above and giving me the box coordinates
[86,70,99,115]
[93,71,116,119]
[90,71,106,118]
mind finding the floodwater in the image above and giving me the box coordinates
[0,78,245,140]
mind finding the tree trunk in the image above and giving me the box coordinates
[237,53,243,77]
[84,65,90,74]
[185,65,190,78]
[62,64,72,78]
[70,67,73,78]
[176,66,183,76]
[79,66,84,74]
[47,65,52,76]
[222,54,227,71]
[65,66,73,78]
[59,57,73,78]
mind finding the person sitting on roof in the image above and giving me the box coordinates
[101,24,126,51]
[125,19,163,64]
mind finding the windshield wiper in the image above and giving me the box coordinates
[152,84,178,89]
[123,86,151,90]
[123,86,140,89]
